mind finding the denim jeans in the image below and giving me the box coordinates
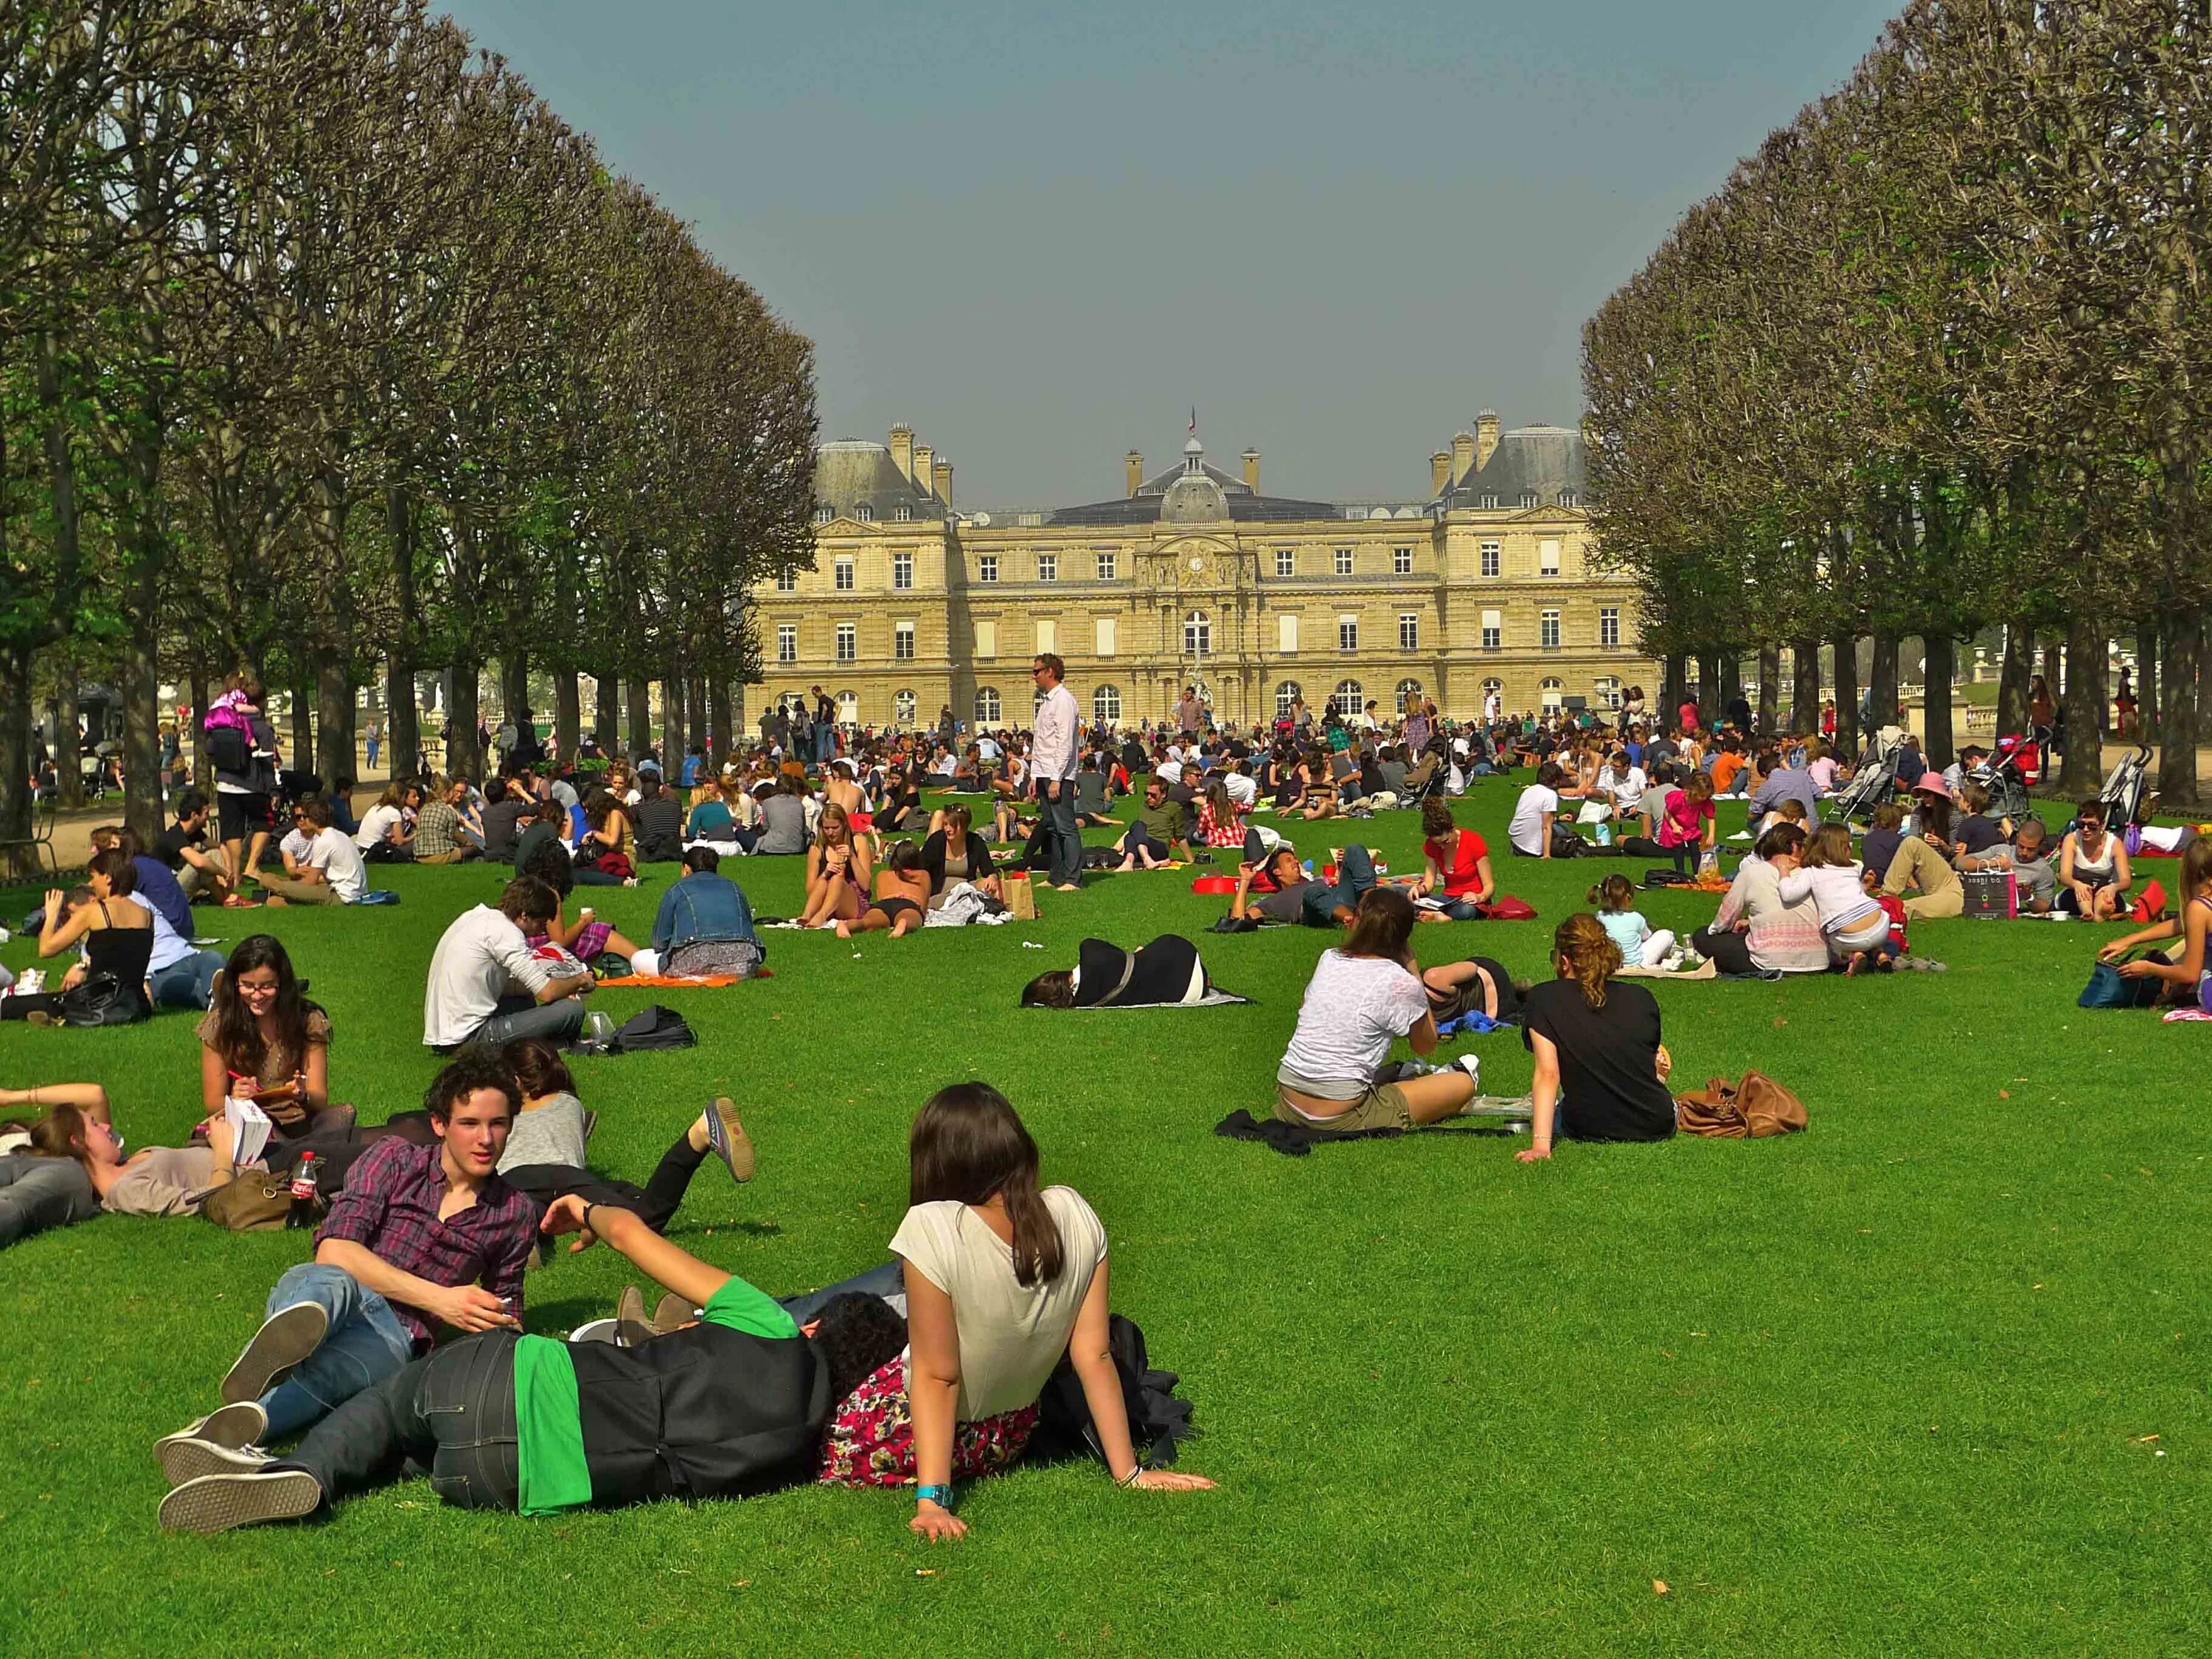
[1039,784,1081,885]
[458,992,585,1051]
[149,947,223,1011]
[258,1262,417,1439]
[1301,844,1377,925]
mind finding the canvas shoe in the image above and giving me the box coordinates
[159,1469,323,1534]
[159,1436,273,1488]
[154,1401,267,1474]
[704,1097,755,1183]
[653,1292,697,1335]
[220,1301,329,1405]
[615,1284,654,1348]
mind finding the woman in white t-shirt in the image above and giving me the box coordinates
[821,1083,1213,1540]
[1275,888,1480,1133]
[1509,762,1572,858]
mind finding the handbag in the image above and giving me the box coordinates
[201,1171,307,1231]
[59,971,145,1027]
[2078,960,2162,1009]
[1674,1071,1809,1138]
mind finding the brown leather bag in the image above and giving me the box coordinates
[201,1171,297,1231]
[1674,1071,1808,1138]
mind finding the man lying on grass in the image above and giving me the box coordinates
[154,1051,538,1461]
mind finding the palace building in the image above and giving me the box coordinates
[751,414,1655,732]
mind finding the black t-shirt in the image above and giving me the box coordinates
[1860,827,1904,879]
[483,798,531,860]
[1955,814,2006,856]
[1520,978,1676,1143]
[154,824,202,869]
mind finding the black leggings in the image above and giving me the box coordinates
[283,1331,518,1512]
[1621,835,1697,875]
[1691,925,1756,975]
[501,1129,711,1234]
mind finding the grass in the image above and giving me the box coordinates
[2,777,2208,1657]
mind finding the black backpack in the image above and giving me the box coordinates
[608,1004,696,1053]
[206,723,250,775]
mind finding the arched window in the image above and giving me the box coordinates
[836,690,859,726]
[893,689,918,726]
[1275,681,1303,720]
[1396,678,1422,707]
[1183,611,1211,655]
[1093,684,1121,724]
[777,692,808,717]
[855,502,875,522]
[1481,678,1504,711]
[1540,677,1565,712]
[1593,676,1621,710]
[1335,679,1363,709]
[974,686,1002,726]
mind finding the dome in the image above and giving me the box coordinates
[1160,470,1229,524]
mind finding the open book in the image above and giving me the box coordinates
[223,1096,274,1171]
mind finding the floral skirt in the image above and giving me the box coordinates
[816,1357,1037,1486]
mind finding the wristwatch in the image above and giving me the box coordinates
[914,1484,954,1508]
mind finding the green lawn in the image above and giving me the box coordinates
[2,780,2206,1656]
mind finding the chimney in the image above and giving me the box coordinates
[931,458,951,507]
[912,443,935,498]
[1125,451,1144,498]
[1475,409,1501,471]
[1430,451,1452,496]
[889,422,914,482]
[1450,431,1476,486]
[1241,448,1260,492]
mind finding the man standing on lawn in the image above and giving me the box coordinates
[157,1051,537,1461]
[1031,653,1083,891]
[422,876,592,1050]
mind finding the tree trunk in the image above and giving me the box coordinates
[594,675,619,752]
[1790,639,1820,734]
[1997,625,2031,737]
[188,659,211,793]
[501,653,530,735]
[1756,644,1779,734]
[447,660,482,782]
[316,654,352,787]
[386,487,420,784]
[0,644,35,874]
[122,568,164,842]
[56,669,85,809]
[1921,633,1955,769]
[2136,622,2158,745]
[709,678,732,758]
[2059,618,2105,796]
[554,669,580,763]
[1832,636,1860,756]
[1662,655,1687,726]
[1719,652,1742,706]
[2157,609,2201,810]
[625,677,651,758]
[1695,652,1722,722]
[1868,634,1899,731]
[689,675,708,759]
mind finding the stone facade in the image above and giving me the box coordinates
[749,417,1655,732]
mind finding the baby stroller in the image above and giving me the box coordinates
[2098,743,2153,828]
[1969,734,2042,827]
[1828,732,1901,825]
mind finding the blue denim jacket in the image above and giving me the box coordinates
[651,872,758,954]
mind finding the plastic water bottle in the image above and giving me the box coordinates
[583,1009,616,1048]
[287,1153,319,1229]
[1596,821,1614,847]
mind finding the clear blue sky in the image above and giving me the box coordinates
[439,0,1899,508]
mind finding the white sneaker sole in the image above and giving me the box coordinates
[159,1437,273,1486]
[159,1470,322,1534]
[154,1401,267,1476]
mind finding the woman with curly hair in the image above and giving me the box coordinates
[1516,914,1677,1162]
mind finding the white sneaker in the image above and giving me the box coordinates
[1453,1053,1481,1087]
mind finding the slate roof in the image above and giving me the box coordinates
[813,440,946,521]
[1435,425,1586,508]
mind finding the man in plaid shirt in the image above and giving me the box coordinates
[158,1051,539,1461]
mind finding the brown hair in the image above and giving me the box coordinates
[909,1082,1064,1287]
[1340,886,1417,960]
[1018,970,1076,1009]
[87,846,137,894]
[1753,821,1806,861]
[503,1036,575,1102]
[942,802,972,836]
[3,1105,89,1165]
[1586,873,1636,913]
[1554,912,1622,1009]
[498,876,559,928]
[816,803,852,847]
[2181,835,2212,900]
[1419,798,1456,839]
[1803,823,1857,868]
[1871,801,1905,831]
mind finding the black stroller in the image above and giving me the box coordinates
[1828,733,1902,825]
[1968,740,2038,827]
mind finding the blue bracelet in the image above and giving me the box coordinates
[915,1483,954,1509]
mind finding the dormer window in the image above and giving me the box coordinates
[1558,491,1579,509]
[855,503,874,522]
[892,505,912,522]
[813,505,834,524]
[1478,493,1500,509]
[1519,491,1539,510]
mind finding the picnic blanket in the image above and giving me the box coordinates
[1618,959,1719,980]
[1215,1096,1532,1156]
[1063,988,1251,1009]
[593,971,771,989]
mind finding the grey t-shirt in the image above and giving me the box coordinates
[1073,771,1112,817]
[755,794,808,855]
[499,1092,588,1172]
[1982,846,2059,908]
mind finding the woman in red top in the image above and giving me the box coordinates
[1419,799,1495,919]
[1194,782,1246,849]
[1654,770,1717,877]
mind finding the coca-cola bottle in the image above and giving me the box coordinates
[286,1152,319,1229]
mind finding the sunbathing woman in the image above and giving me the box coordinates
[801,803,872,929]
[838,840,931,938]
[2099,835,2212,1009]
[820,1082,1214,1540]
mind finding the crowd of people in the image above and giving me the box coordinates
[4,666,2203,1548]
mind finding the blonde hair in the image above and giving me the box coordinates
[1803,823,1857,868]
[1554,914,1622,1009]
